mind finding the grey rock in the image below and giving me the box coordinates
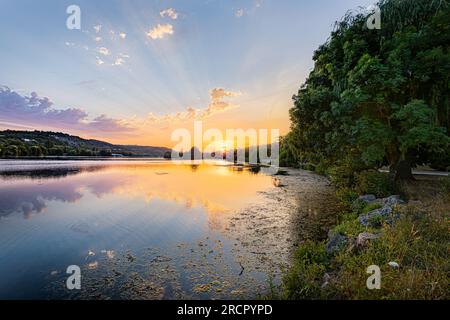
[325,232,348,254]
[388,261,400,269]
[359,206,396,227]
[382,195,405,207]
[358,194,376,203]
[356,232,382,247]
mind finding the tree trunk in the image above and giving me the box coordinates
[389,160,415,181]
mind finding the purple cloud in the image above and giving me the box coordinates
[0,86,133,135]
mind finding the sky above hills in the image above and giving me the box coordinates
[0,0,374,147]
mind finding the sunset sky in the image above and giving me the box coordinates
[0,0,374,147]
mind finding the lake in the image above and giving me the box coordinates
[0,159,280,299]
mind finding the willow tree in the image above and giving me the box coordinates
[285,0,450,179]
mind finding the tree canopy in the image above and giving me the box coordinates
[282,0,450,179]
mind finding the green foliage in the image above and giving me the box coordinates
[330,166,392,205]
[333,212,366,237]
[429,149,450,171]
[282,0,450,179]
[330,213,449,299]
[351,199,368,213]
[355,170,393,197]
[333,218,366,238]
[281,209,449,299]
[328,165,357,189]
[334,210,381,237]
[0,130,165,158]
[281,241,329,299]
[278,0,450,300]
[361,203,382,214]
[279,133,301,167]
[335,188,358,208]
[4,145,18,157]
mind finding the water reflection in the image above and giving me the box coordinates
[0,166,103,180]
[0,180,84,219]
[0,160,275,299]
[0,161,271,221]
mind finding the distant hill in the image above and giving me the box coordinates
[0,130,171,158]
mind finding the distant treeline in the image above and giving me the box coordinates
[0,130,171,158]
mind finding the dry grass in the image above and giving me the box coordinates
[399,176,450,215]
[277,176,450,300]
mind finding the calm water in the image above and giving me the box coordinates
[0,160,275,299]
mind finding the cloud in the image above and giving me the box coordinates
[112,57,125,66]
[160,8,178,20]
[209,88,242,101]
[146,88,241,123]
[204,88,241,117]
[0,86,133,135]
[146,24,174,40]
[87,114,132,132]
[235,9,244,18]
[111,53,130,66]
[0,181,83,219]
[0,86,241,141]
[95,57,105,65]
[96,47,110,56]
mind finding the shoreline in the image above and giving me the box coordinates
[224,168,342,293]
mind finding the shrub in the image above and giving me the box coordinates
[351,201,382,215]
[328,165,356,189]
[355,170,393,198]
[314,160,329,176]
[333,217,364,238]
[334,211,380,237]
[351,199,367,214]
[330,213,449,299]
[281,211,449,300]
[282,241,329,299]
[336,188,358,208]
[300,163,316,171]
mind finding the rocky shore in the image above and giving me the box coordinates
[225,168,342,289]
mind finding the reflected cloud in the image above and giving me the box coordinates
[0,181,83,219]
[0,162,272,225]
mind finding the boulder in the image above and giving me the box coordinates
[358,194,377,203]
[325,232,348,254]
[356,232,382,247]
[388,261,400,269]
[359,206,394,227]
[382,195,405,207]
